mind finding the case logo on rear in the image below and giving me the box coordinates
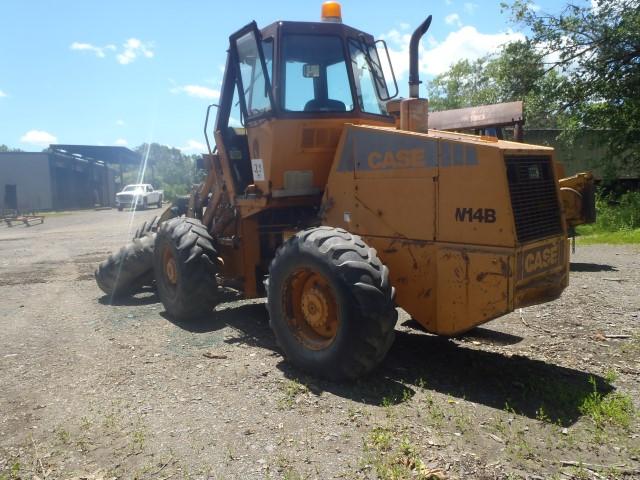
[518,240,563,280]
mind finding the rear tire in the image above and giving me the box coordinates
[142,198,148,210]
[153,217,220,321]
[133,216,159,240]
[117,206,123,211]
[267,227,397,380]
[95,235,155,297]
[157,195,163,208]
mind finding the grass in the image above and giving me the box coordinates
[131,428,146,453]
[278,379,309,408]
[380,387,414,408]
[55,427,70,444]
[363,427,445,480]
[576,226,640,244]
[0,462,20,480]
[579,377,635,430]
[575,191,640,244]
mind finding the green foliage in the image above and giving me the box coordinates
[503,0,640,172]
[431,1,639,177]
[576,227,640,244]
[1,462,21,480]
[364,428,444,480]
[427,41,567,129]
[427,57,500,111]
[595,191,640,231]
[127,143,199,202]
[0,144,23,152]
[278,379,308,408]
[577,191,640,243]
[579,377,635,429]
[368,426,393,452]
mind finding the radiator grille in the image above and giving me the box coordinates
[505,156,563,243]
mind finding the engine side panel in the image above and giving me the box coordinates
[322,124,567,335]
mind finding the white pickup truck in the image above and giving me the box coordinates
[115,184,163,211]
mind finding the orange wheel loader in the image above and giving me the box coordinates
[100,2,596,380]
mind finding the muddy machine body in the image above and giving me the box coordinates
[152,3,590,379]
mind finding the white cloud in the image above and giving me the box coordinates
[0,89,6,97]
[72,38,152,65]
[114,138,128,146]
[70,42,115,58]
[20,130,57,147]
[170,84,220,100]
[179,140,207,154]
[382,25,525,78]
[463,2,478,14]
[445,13,462,27]
[116,119,126,126]
[116,38,154,65]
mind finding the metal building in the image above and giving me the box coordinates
[0,145,140,212]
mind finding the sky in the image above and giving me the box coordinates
[0,0,568,154]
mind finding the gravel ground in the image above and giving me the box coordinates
[0,209,638,480]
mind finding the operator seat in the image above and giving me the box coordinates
[304,99,347,112]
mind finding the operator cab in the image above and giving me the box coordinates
[210,2,398,197]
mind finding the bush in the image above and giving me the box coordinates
[595,191,640,231]
[161,184,192,203]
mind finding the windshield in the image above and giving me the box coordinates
[282,35,353,112]
[123,185,143,192]
[348,38,390,115]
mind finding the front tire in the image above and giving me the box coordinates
[153,217,220,321]
[267,227,397,380]
[95,235,155,297]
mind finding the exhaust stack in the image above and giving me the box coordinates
[409,15,432,98]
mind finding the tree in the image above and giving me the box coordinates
[0,144,24,152]
[130,143,198,201]
[427,40,565,128]
[427,57,499,111]
[503,0,640,172]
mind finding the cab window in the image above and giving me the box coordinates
[282,35,353,112]
[348,38,388,115]
[235,30,272,117]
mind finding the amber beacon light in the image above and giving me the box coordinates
[321,1,342,22]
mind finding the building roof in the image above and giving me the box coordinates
[49,145,141,165]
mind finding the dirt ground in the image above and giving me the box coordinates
[0,209,638,480]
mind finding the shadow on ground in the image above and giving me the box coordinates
[570,262,618,272]
[99,288,159,306]
[161,300,610,426]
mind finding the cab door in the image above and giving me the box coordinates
[223,22,275,193]
[229,21,274,123]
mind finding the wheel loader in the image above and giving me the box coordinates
[96,2,596,380]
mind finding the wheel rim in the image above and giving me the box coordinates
[284,268,340,350]
[162,246,178,286]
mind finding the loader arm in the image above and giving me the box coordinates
[558,172,597,228]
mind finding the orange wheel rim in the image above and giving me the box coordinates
[284,268,340,350]
[162,247,177,285]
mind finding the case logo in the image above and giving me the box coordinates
[518,240,563,280]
